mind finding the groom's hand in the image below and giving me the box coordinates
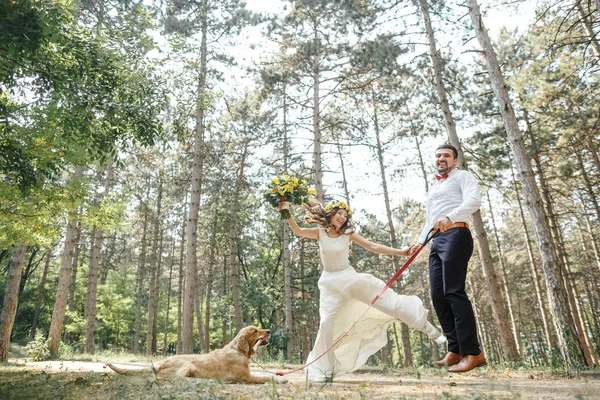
[433,217,451,232]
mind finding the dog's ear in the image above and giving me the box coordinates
[233,328,251,357]
[247,329,258,357]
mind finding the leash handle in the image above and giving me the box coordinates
[275,229,439,377]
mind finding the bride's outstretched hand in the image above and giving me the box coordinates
[398,247,410,256]
[278,201,291,211]
[406,244,420,256]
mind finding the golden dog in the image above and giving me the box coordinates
[106,326,285,384]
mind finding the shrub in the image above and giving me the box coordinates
[25,335,51,361]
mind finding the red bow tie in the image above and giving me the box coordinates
[435,173,448,181]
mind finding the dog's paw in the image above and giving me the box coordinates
[273,376,288,384]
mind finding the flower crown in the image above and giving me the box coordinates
[324,201,354,217]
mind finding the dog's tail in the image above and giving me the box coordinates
[105,362,155,375]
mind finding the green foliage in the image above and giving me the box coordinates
[25,335,51,361]
[1,0,166,194]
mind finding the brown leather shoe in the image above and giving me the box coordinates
[448,353,486,373]
[432,351,462,368]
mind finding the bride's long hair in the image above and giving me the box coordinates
[302,199,355,235]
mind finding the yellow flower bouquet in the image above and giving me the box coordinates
[264,174,316,219]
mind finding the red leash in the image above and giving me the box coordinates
[275,230,438,376]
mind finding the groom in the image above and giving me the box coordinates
[406,143,486,373]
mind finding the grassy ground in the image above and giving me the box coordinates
[2,343,600,399]
[2,361,600,400]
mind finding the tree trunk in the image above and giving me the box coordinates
[391,323,403,366]
[467,0,586,367]
[335,139,357,266]
[85,226,101,354]
[85,165,112,354]
[486,192,522,357]
[282,84,293,362]
[582,208,600,274]
[412,132,439,360]
[194,280,205,352]
[421,0,519,361]
[529,134,596,365]
[19,248,40,295]
[63,222,81,343]
[467,274,488,359]
[147,176,163,356]
[575,0,600,58]
[204,195,218,352]
[509,161,554,350]
[575,144,600,228]
[30,247,53,339]
[372,87,412,366]
[177,197,187,354]
[0,246,27,361]
[577,222,600,338]
[586,135,600,174]
[48,167,84,355]
[229,139,249,330]
[299,238,311,362]
[152,222,165,354]
[312,18,324,203]
[182,4,208,354]
[133,201,149,355]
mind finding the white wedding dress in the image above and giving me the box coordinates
[305,229,444,382]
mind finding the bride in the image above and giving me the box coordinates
[281,199,446,383]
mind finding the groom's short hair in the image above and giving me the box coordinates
[436,143,458,159]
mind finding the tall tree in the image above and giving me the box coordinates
[30,247,53,339]
[165,0,254,354]
[85,166,112,354]
[48,167,85,355]
[466,0,586,367]
[0,247,27,362]
[146,174,163,356]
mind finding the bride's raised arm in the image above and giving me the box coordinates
[285,215,319,240]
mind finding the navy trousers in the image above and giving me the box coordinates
[429,227,481,356]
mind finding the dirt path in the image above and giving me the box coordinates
[4,359,600,399]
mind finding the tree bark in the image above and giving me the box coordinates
[182,2,208,354]
[63,222,81,343]
[48,166,85,355]
[575,144,600,228]
[467,0,586,366]
[421,0,519,361]
[282,84,293,362]
[229,139,249,330]
[335,139,357,266]
[177,196,187,354]
[194,280,205,352]
[485,192,522,357]
[312,17,324,203]
[577,221,600,339]
[575,0,600,58]
[85,165,112,354]
[133,200,149,355]
[412,133,439,360]
[0,246,27,362]
[372,87,412,366]
[509,161,554,350]
[30,247,53,339]
[147,176,163,356]
[204,195,218,352]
